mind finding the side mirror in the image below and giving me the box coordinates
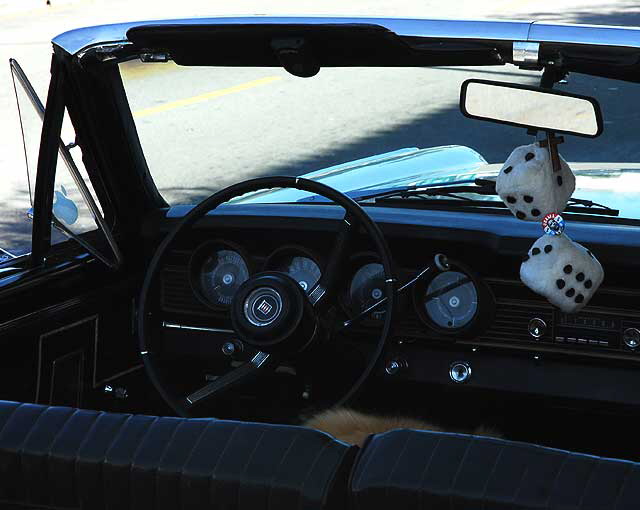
[460,79,603,138]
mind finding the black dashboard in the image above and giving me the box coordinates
[149,203,640,409]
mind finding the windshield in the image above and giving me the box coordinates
[119,62,640,220]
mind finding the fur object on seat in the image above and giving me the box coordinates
[303,408,499,446]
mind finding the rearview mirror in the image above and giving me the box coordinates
[460,79,602,138]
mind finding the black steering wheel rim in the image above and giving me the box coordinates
[138,176,397,418]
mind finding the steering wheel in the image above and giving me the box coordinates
[138,176,397,418]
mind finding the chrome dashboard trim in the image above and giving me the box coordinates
[162,321,234,334]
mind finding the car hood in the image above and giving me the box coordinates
[235,145,640,221]
[235,145,492,204]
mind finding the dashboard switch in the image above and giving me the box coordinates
[528,318,547,339]
[449,362,472,383]
[221,340,243,356]
[623,328,640,349]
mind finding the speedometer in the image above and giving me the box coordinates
[423,271,478,330]
[197,247,250,308]
[275,256,321,294]
[349,262,386,320]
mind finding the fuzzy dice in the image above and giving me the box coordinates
[520,234,604,313]
[496,142,575,221]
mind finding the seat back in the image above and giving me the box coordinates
[350,428,640,510]
[0,401,356,510]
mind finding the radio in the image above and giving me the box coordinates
[527,311,640,354]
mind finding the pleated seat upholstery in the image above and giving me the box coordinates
[350,428,640,510]
[0,401,356,510]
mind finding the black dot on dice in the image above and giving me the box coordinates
[566,288,576,297]
[563,264,573,274]
[524,195,533,203]
[504,166,513,174]
[585,279,593,289]
[525,152,535,161]
[575,294,584,303]
[516,211,526,219]
[576,272,585,282]
[531,209,541,217]
[523,254,529,262]
[532,248,540,255]
[557,176,563,186]
[544,245,553,253]
[556,279,565,289]
[507,196,517,204]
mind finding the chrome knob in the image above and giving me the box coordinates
[385,358,407,375]
[221,340,243,356]
[623,328,640,349]
[528,318,547,339]
[449,362,471,383]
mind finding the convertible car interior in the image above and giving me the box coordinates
[1,16,640,509]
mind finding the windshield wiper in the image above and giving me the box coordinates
[364,178,619,217]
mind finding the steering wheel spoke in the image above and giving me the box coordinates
[185,351,273,407]
[309,213,354,309]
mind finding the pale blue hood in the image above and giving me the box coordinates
[236,145,491,204]
[234,145,640,221]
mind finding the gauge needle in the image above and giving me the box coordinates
[439,297,455,325]
[424,276,471,303]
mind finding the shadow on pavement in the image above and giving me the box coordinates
[159,66,639,206]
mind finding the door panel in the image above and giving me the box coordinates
[0,259,141,410]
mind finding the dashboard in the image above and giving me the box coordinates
[152,203,640,409]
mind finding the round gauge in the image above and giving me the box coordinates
[349,262,386,320]
[423,271,478,330]
[199,248,250,308]
[275,255,321,294]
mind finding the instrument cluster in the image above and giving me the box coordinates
[189,241,323,310]
[188,240,492,338]
[341,254,492,336]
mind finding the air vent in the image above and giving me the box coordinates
[161,266,211,315]
[481,300,554,344]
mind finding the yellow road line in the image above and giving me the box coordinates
[133,76,281,119]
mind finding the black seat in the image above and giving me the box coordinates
[0,401,356,510]
[350,428,640,510]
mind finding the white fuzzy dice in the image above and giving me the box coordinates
[496,143,576,221]
[520,234,604,313]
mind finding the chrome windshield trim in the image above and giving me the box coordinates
[53,17,640,57]
[529,21,640,48]
[512,41,539,65]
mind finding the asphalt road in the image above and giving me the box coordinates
[1,0,640,257]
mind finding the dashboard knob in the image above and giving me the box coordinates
[385,358,407,375]
[221,340,243,356]
[449,361,472,383]
[528,318,547,339]
[623,328,640,349]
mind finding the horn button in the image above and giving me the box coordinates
[245,287,283,327]
[230,272,317,353]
